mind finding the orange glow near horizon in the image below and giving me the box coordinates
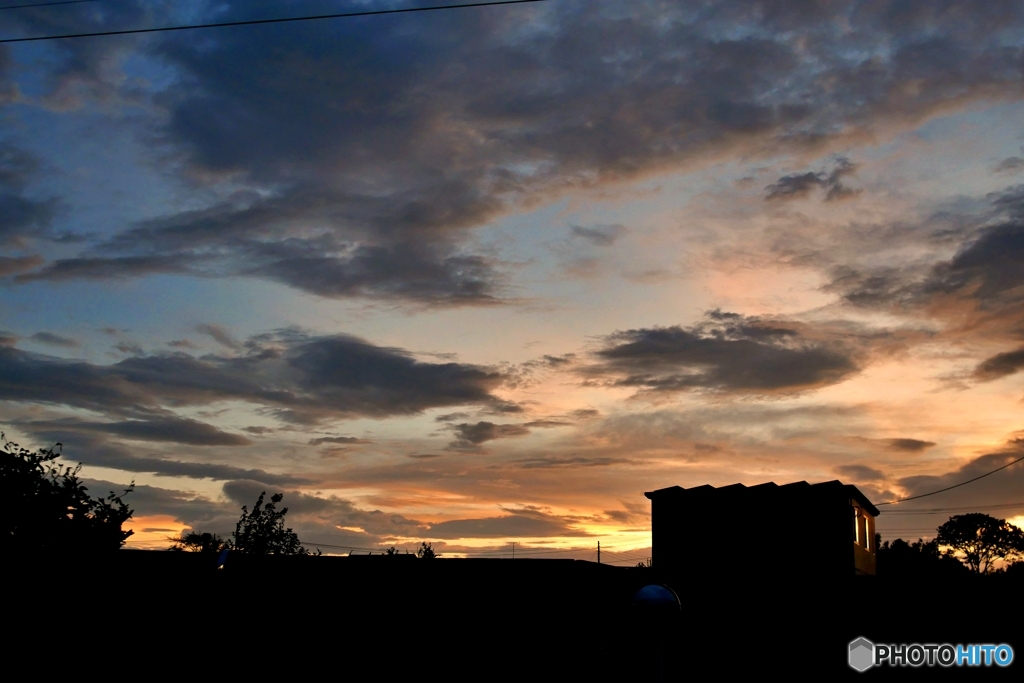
[123,516,189,551]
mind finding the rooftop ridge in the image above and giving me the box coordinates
[644,479,880,516]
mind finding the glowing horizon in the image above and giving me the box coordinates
[2,1,1023,559]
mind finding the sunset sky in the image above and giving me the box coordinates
[2,0,1023,559]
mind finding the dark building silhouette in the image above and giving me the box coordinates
[645,480,879,581]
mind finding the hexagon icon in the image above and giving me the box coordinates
[849,637,874,672]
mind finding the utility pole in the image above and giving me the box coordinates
[597,541,601,564]
[512,541,515,559]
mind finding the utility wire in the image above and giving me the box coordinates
[298,541,391,552]
[602,553,650,563]
[297,538,645,560]
[601,549,647,557]
[882,501,1024,515]
[599,551,651,563]
[298,540,597,557]
[0,0,547,43]
[602,548,651,561]
[0,0,97,10]
[875,453,1024,506]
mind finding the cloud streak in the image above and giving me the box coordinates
[449,421,531,447]
[10,1,1024,304]
[764,157,860,202]
[22,429,305,485]
[587,311,858,395]
[974,348,1024,381]
[0,329,507,423]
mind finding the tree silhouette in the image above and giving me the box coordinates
[169,530,229,553]
[1,431,134,552]
[232,491,306,555]
[935,513,1024,574]
[876,536,968,578]
[417,541,440,559]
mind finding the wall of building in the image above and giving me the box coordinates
[651,488,873,585]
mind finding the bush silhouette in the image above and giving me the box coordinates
[417,542,440,559]
[232,491,306,555]
[876,536,968,578]
[169,530,230,553]
[1,431,134,552]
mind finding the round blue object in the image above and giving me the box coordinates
[633,584,680,608]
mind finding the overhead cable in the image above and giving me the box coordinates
[0,0,547,43]
[882,501,1024,515]
[875,453,1024,505]
[0,0,97,10]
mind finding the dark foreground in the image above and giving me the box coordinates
[7,551,1020,679]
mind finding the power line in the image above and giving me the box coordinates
[599,550,651,563]
[299,541,391,552]
[0,0,97,10]
[882,501,1024,515]
[875,453,1024,506]
[495,546,587,555]
[0,0,547,43]
[600,548,647,557]
[297,539,600,557]
[603,554,649,563]
[297,538,647,560]
[602,557,649,566]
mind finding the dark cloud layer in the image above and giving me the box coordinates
[16,415,248,447]
[23,429,305,485]
[0,144,56,245]
[30,332,77,348]
[570,224,627,247]
[923,219,1024,306]
[16,255,191,282]
[974,347,1024,381]
[513,455,632,470]
[0,192,56,244]
[73,417,250,447]
[0,46,18,105]
[824,188,1024,353]
[881,438,936,453]
[10,1,1024,303]
[308,436,367,446]
[196,323,240,350]
[995,157,1024,173]
[0,329,506,423]
[764,157,859,202]
[834,464,887,482]
[589,311,857,394]
[449,421,531,448]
